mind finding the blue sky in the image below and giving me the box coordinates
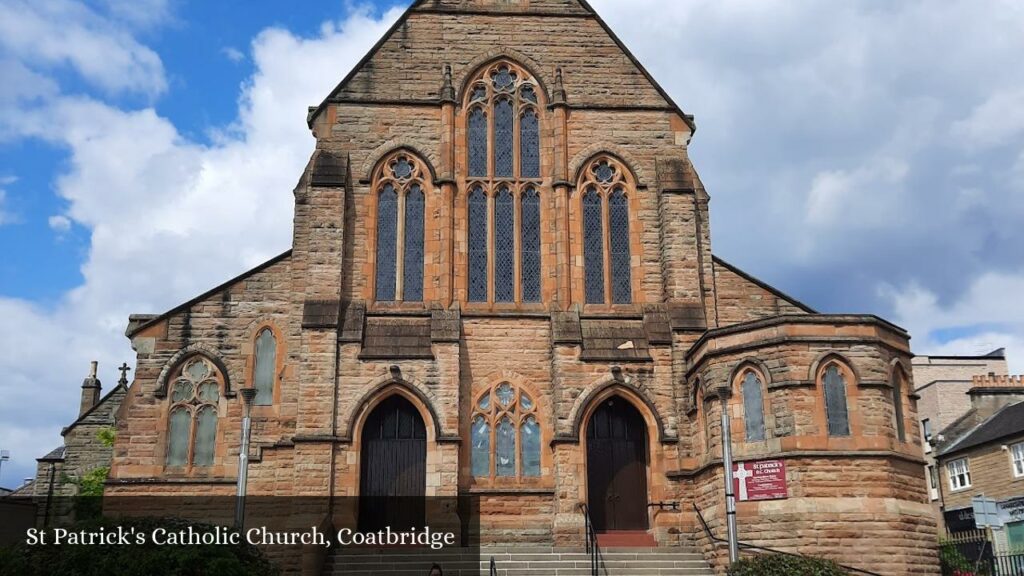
[1,0,1023,488]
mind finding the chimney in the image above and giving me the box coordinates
[79,361,102,417]
[968,374,1024,416]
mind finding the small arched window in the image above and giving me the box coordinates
[892,366,907,442]
[822,363,851,437]
[373,152,429,303]
[253,328,277,406]
[166,357,221,467]
[472,382,541,479]
[740,369,766,442]
[579,156,634,305]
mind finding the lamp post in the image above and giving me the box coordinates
[0,450,9,485]
[718,388,740,565]
[235,388,257,530]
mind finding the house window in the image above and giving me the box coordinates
[822,363,851,437]
[1012,442,1024,478]
[373,152,428,302]
[579,157,635,305]
[947,458,971,491]
[166,357,221,468]
[253,328,276,406]
[471,382,541,479]
[740,370,766,442]
[927,465,939,501]
[464,60,544,305]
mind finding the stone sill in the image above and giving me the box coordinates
[464,487,556,495]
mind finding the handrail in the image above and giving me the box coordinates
[578,503,601,576]
[489,556,497,576]
[693,503,884,576]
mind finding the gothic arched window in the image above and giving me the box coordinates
[471,382,541,479]
[892,366,907,442]
[739,369,766,442]
[821,362,852,437]
[463,61,544,304]
[166,357,221,467]
[253,328,277,406]
[373,152,429,302]
[579,156,634,305]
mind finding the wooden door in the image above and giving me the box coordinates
[586,398,649,531]
[359,396,427,532]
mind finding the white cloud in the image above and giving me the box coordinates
[48,215,72,233]
[952,89,1024,151]
[0,176,17,225]
[222,47,245,63]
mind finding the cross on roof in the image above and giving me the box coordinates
[118,362,131,385]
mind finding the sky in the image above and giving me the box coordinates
[0,0,1022,488]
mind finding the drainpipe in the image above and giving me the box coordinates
[235,388,257,529]
[718,388,740,565]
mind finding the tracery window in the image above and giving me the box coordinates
[464,61,544,304]
[373,152,428,302]
[821,362,851,437]
[253,328,277,406]
[740,369,767,442]
[471,382,541,479]
[580,156,634,305]
[166,357,221,467]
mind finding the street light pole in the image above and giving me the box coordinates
[235,388,257,530]
[718,388,740,565]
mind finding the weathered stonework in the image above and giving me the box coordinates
[106,1,940,574]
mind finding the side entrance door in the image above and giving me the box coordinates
[586,398,649,531]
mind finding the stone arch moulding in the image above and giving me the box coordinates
[569,146,649,188]
[728,357,774,389]
[455,49,551,103]
[344,372,451,443]
[360,142,440,184]
[155,344,234,399]
[807,351,862,384]
[563,375,672,444]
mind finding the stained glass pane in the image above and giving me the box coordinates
[583,189,605,304]
[166,407,190,466]
[193,405,217,466]
[472,416,490,477]
[254,328,275,405]
[198,381,219,403]
[468,187,489,302]
[520,393,534,410]
[375,184,398,301]
[492,66,516,91]
[496,383,514,406]
[520,109,540,179]
[494,187,515,302]
[172,380,193,403]
[185,360,209,382]
[392,158,412,179]
[521,85,537,103]
[742,371,766,441]
[494,99,514,178]
[824,365,851,437]
[594,161,615,183]
[404,185,425,302]
[609,189,632,304]
[496,417,516,477]
[471,84,487,102]
[468,108,488,177]
[522,416,541,477]
[892,372,906,442]
[478,392,491,411]
[521,188,541,302]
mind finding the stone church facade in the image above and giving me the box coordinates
[107,0,939,573]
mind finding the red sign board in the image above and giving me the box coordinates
[733,459,788,502]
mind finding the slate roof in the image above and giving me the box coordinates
[939,401,1024,456]
[38,445,66,462]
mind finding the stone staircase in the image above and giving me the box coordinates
[325,546,716,575]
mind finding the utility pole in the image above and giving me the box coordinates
[235,388,257,530]
[718,388,740,565]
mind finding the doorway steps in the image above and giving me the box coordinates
[324,545,716,575]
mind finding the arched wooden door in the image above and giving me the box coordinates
[586,398,649,532]
[359,396,427,532]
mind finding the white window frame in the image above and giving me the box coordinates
[1012,442,1024,479]
[947,458,972,491]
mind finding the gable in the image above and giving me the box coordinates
[310,0,694,130]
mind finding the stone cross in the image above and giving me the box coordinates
[118,362,131,385]
[734,463,753,502]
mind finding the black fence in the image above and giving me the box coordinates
[943,530,1024,576]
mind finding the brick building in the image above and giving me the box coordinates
[106,1,939,573]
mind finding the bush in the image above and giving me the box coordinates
[0,516,278,576]
[728,553,850,576]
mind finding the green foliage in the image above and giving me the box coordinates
[96,427,117,448]
[728,553,850,576]
[938,541,989,576]
[0,516,278,576]
[77,467,109,497]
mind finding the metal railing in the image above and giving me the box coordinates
[579,503,602,576]
[489,556,498,576]
[693,503,884,576]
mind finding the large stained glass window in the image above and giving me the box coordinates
[494,187,515,302]
[471,381,542,480]
[521,188,541,302]
[468,186,489,302]
[166,357,221,468]
[373,152,430,303]
[579,156,636,305]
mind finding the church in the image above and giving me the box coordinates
[107,0,940,573]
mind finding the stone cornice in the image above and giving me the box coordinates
[668,449,927,479]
